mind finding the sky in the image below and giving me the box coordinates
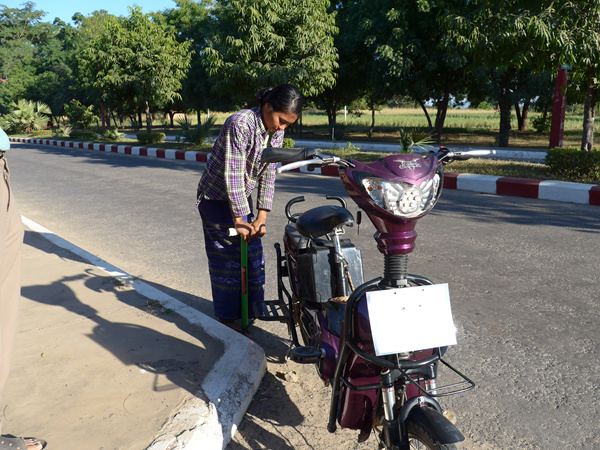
[4,0,177,23]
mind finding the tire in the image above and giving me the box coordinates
[406,419,458,450]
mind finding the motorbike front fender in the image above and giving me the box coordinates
[406,404,465,444]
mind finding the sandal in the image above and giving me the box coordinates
[0,435,47,450]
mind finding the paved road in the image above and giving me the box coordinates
[9,142,600,449]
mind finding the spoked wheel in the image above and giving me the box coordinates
[406,419,458,450]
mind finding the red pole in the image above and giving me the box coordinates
[549,67,568,149]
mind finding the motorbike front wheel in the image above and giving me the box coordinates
[406,419,458,450]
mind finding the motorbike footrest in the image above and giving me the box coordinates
[289,346,325,364]
[253,300,289,322]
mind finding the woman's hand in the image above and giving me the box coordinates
[233,217,253,244]
[251,209,268,239]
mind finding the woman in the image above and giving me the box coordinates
[197,84,303,334]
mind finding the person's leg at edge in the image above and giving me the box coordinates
[0,159,45,450]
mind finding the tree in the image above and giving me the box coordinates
[157,0,225,123]
[76,7,192,132]
[375,0,469,142]
[444,0,559,147]
[0,3,46,113]
[204,0,338,102]
[555,0,600,151]
[25,19,74,126]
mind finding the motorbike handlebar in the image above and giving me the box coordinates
[261,147,317,164]
[437,147,496,164]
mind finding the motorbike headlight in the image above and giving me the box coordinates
[362,174,441,219]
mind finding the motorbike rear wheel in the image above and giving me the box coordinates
[406,419,458,450]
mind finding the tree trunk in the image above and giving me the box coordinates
[521,101,530,131]
[497,89,512,147]
[515,101,530,131]
[581,72,597,152]
[418,99,434,130]
[434,89,450,143]
[197,110,201,125]
[145,100,152,133]
[326,101,338,139]
[369,103,376,139]
[515,103,522,130]
[169,111,175,127]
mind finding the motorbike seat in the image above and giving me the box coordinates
[296,205,354,239]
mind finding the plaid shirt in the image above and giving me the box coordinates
[197,107,284,217]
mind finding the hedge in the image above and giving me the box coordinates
[546,147,600,183]
[136,132,166,145]
[30,130,53,137]
[70,131,98,140]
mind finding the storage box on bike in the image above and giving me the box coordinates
[294,237,364,304]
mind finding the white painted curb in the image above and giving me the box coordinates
[22,216,266,450]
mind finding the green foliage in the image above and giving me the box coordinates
[0,4,44,113]
[31,129,53,137]
[2,99,52,133]
[64,100,97,130]
[177,116,216,144]
[75,7,192,132]
[204,0,338,99]
[532,115,551,133]
[136,132,166,145]
[477,101,495,110]
[399,128,434,154]
[53,126,72,137]
[102,127,125,141]
[282,138,295,148]
[545,147,600,183]
[70,131,98,140]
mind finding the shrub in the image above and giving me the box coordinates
[70,131,98,140]
[3,99,52,133]
[103,127,125,141]
[53,127,72,138]
[64,100,97,130]
[399,128,434,153]
[31,129,53,137]
[532,115,550,133]
[282,138,295,148]
[546,147,600,183]
[137,132,166,145]
[177,116,216,144]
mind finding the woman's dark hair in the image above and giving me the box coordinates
[256,84,304,116]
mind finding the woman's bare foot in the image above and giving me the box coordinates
[0,435,46,450]
[218,318,252,338]
[25,438,45,450]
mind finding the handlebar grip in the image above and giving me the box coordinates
[261,147,317,163]
[465,150,495,156]
[277,159,321,173]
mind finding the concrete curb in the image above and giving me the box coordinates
[10,137,599,207]
[21,215,267,450]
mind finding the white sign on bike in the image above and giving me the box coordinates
[366,284,457,356]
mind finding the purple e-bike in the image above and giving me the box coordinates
[256,146,491,449]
